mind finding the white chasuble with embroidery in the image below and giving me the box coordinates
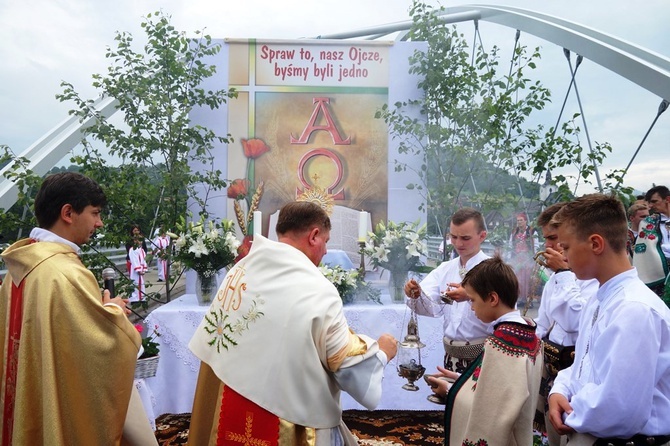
[189,235,386,432]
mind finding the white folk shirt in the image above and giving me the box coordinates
[407,251,490,341]
[535,271,598,345]
[550,268,670,437]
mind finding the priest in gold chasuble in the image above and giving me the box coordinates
[0,172,155,446]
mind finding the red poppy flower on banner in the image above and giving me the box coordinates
[227,178,250,199]
[241,138,270,159]
[235,235,253,263]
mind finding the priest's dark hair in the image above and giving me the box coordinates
[462,256,519,308]
[276,201,331,235]
[35,172,107,229]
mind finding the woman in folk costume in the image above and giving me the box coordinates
[508,212,539,307]
[128,236,148,302]
[427,257,543,445]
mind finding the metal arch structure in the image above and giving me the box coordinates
[317,4,670,102]
[2,4,669,211]
[0,96,119,210]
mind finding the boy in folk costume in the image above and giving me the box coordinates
[405,208,490,404]
[152,227,170,282]
[427,256,543,445]
[405,208,490,369]
[187,201,398,445]
[549,194,670,445]
[128,236,148,302]
[534,202,598,446]
[626,202,649,261]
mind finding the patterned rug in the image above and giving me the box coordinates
[154,410,445,445]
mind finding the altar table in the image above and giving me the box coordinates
[145,293,446,416]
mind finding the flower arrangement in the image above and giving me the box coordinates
[135,323,161,359]
[319,264,381,304]
[363,220,428,273]
[169,216,241,276]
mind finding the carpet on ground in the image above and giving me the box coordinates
[154,410,445,445]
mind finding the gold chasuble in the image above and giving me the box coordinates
[189,236,386,446]
[0,239,141,445]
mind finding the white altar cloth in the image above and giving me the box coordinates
[134,379,156,430]
[144,294,446,416]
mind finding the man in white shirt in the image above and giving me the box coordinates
[646,186,670,259]
[548,194,670,445]
[405,208,490,377]
[534,202,598,446]
[633,185,670,299]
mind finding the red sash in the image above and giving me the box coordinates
[217,386,280,446]
[2,280,26,446]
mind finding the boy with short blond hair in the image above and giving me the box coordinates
[405,208,490,376]
[535,202,598,446]
[548,194,670,444]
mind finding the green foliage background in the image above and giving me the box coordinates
[377,1,633,235]
[0,11,236,306]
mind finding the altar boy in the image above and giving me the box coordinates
[548,194,670,444]
[429,257,543,445]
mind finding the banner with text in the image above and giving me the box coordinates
[226,39,392,244]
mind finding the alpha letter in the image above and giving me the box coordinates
[290,97,351,145]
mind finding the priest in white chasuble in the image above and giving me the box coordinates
[188,201,398,446]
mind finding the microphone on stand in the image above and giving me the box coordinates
[102,267,117,298]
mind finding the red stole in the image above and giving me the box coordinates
[2,280,26,446]
[218,386,280,446]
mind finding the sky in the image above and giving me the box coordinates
[1,0,669,195]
